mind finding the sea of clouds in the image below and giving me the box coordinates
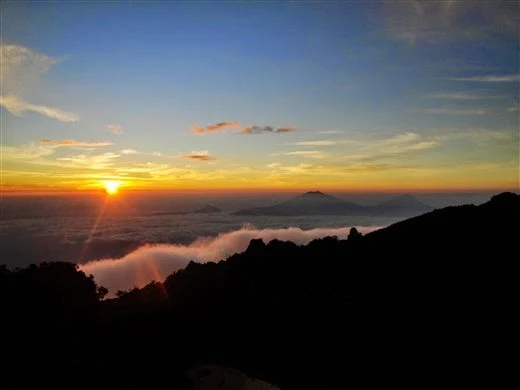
[79,225,381,295]
[5,191,491,296]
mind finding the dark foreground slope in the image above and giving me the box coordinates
[1,193,519,389]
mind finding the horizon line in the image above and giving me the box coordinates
[1,187,518,197]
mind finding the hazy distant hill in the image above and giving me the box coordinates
[234,191,432,217]
[369,194,433,216]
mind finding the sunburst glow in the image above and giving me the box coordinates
[102,180,121,195]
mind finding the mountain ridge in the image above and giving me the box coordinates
[234,191,432,217]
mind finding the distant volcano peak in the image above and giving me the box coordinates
[293,191,345,205]
[301,191,327,197]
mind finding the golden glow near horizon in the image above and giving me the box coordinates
[102,181,122,195]
[1,5,518,195]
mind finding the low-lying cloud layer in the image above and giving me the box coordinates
[80,225,380,295]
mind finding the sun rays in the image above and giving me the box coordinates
[102,180,122,195]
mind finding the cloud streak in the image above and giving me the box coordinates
[0,95,79,122]
[423,92,506,100]
[293,132,439,155]
[368,132,440,155]
[285,150,327,159]
[293,140,345,146]
[191,121,240,135]
[319,130,344,135]
[190,122,297,135]
[240,125,297,134]
[432,129,515,143]
[447,74,520,82]
[120,149,140,155]
[414,108,492,115]
[413,107,493,116]
[180,151,216,161]
[79,225,381,295]
[56,152,121,169]
[41,139,113,147]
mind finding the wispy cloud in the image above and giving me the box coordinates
[383,0,519,44]
[414,108,492,116]
[397,140,439,152]
[432,129,515,143]
[120,149,140,155]
[423,92,505,100]
[180,151,216,161]
[272,132,439,171]
[284,150,327,159]
[0,42,79,122]
[383,0,455,44]
[105,124,124,135]
[2,144,57,160]
[40,139,113,147]
[378,132,421,146]
[319,130,344,135]
[118,149,168,157]
[56,152,121,169]
[447,74,520,82]
[276,163,315,174]
[0,95,80,122]
[507,106,519,113]
[291,132,439,157]
[293,140,343,146]
[240,125,297,134]
[0,41,56,88]
[191,121,240,135]
[371,132,440,154]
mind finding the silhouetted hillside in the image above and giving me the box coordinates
[234,191,432,216]
[370,193,432,215]
[1,192,518,389]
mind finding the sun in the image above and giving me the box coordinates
[102,180,121,195]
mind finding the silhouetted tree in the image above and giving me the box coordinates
[97,286,109,300]
[348,227,362,241]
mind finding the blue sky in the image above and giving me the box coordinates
[1,1,518,191]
